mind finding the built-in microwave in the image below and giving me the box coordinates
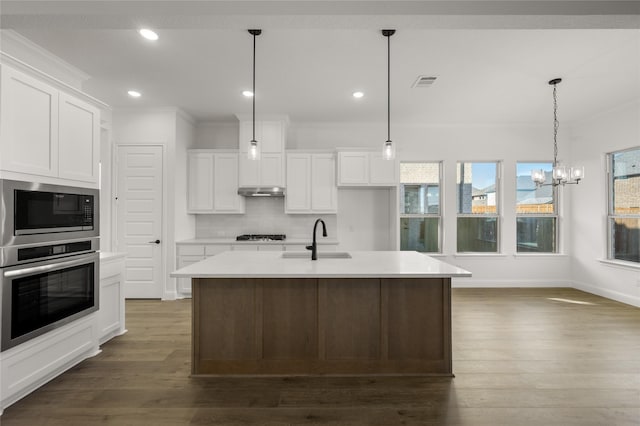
[0,179,99,246]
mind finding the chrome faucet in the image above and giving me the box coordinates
[306,218,327,260]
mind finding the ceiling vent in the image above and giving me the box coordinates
[412,76,437,88]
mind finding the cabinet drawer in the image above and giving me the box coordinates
[205,245,232,256]
[178,244,205,256]
[232,244,259,251]
[258,245,284,251]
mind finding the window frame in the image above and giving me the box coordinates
[515,161,559,254]
[607,146,640,264]
[455,160,501,254]
[399,161,443,254]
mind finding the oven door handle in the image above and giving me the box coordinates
[4,253,98,278]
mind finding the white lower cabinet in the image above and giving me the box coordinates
[177,256,204,295]
[99,255,127,344]
[176,244,231,295]
[0,315,99,412]
[285,244,338,252]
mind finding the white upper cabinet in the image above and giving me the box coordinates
[286,152,337,214]
[58,92,100,183]
[0,64,102,186]
[369,152,398,185]
[213,152,244,212]
[285,153,311,212]
[0,65,59,178]
[337,151,398,186]
[337,152,368,185]
[311,154,337,211]
[188,151,215,212]
[239,120,285,154]
[238,118,286,187]
[187,150,245,214]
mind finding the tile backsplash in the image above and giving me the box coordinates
[195,197,337,239]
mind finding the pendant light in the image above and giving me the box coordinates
[248,29,261,161]
[532,78,584,186]
[382,29,396,160]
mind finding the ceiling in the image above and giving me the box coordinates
[1,1,639,125]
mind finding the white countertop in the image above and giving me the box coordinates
[176,238,339,245]
[171,250,472,279]
[99,251,128,261]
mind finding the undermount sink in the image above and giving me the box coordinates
[281,251,352,259]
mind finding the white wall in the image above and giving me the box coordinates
[337,188,393,251]
[291,122,574,288]
[175,112,196,241]
[194,121,238,149]
[113,108,195,300]
[196,197,337,239]
[570,100,640,307]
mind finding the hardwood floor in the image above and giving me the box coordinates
[2,288,639,425]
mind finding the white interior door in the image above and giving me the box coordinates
[115,145,164,299]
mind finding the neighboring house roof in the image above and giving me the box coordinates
[519,197,554,205]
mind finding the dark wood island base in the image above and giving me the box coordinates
[192,277,452,376]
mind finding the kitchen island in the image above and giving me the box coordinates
[171,251,471,376]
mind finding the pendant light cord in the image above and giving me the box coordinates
[382,29,395,143]
[252,31,256,142]
[552,82,558,168]
[248,29,261,143]
[387,33,390,142]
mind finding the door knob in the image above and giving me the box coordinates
[148,239,161,244]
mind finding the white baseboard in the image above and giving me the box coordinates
[572,280,640,308]
[163,290,177,301]
[452,278,573,288]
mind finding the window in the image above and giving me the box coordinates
[516,162,557,253]
[456,162,499,252]
[400,162,441,253]
[608,147,640,263]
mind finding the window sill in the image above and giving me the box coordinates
[513,253,568,258]
[598,258,640,271]
[453,253,508,258]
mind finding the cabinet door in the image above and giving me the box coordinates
[285,153,311,213]
[0,66,59,177]
[213,153,244,213]
[58,92,100,183]
[260,153,284,187]
[238,121,260,154]
[311,153,337,212]
[369,152,398,185]
[177,255,203,294]
[260,120,284,153]
[187,152,215,212]
[258,245,284,251]
[205,245,232,257]
[232,244,259,251]
[238,155,260,187]
[337,152,369,185]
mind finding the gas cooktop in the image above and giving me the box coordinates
[235,234,286,241]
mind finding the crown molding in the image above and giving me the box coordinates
[0,52,109,109]
[0,30,90,89]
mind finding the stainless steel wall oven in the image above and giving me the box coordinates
[1,179,99,351]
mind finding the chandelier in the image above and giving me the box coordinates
[531,78,584,187]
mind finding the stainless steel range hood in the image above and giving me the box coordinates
[237,187,285,197]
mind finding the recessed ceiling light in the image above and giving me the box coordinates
[139,29,159,41]
[242,90,254,97]
[352,91,364,98]
[127,90,141,98]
